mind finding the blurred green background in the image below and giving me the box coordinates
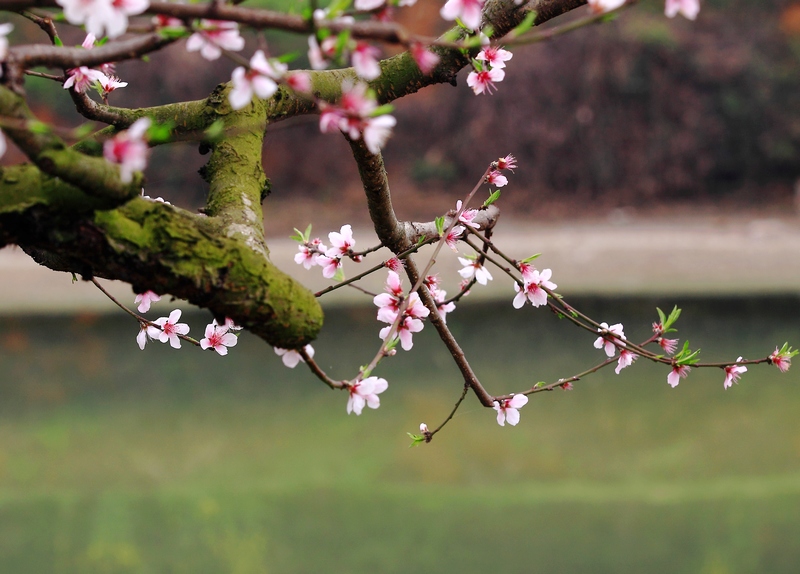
[0,296,798,573]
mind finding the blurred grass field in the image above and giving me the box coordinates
[0,297,798,572]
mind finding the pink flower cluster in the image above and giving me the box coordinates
[467,44,512,96]
[103,117,151,183]
[293,225,362,279]
[56,0,148,38]
[588,0,699,20]
[308,33,383,81]
[229,51,288,110]
[374,270,430,350]
[319,82,397,154]
[425,274,456,323]
[186,20,245,61]
[512,267,556,309]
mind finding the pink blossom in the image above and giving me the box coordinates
[769,347,792,373]
[274,344,314,368]
[467,67,505,95]
[455,200,480,229]
[615,349,638,374]
[512,269,556,308]
[200,322,238,355]
[99,75,127,99]
[216,317,242,332]
[385,257,403,273]
[493,393,528,426]
[57,0,149,39]
[294,238,326,269]
[317,255,342,279]
[327,224,356,258]
[352,42,382,80]
[347,376,388,415]
[134,290,160,313]
[443,225,466,252]
[419,422,429,433]
[152,14,183,28]
[63,66,106,93]
[587,0,626,14]
[458,257,493,285]
[380,315,425,351]
[136,322,151,350]
[151,309,190,349]
[307,36,330,70]
[440,0,485,30]
[363,115,397,154]
[665,0,699,20]
[287,72,312,94]
[518,261,536,282]
[659,337,678,355]
[410,43,440,75]
[486,169,508,187]
[722,357,746,389]
[560,382,574,391]
[186,20,244,61]
[496,154,517,171]
[430,287,455,323]
[373,270,404,323]
[405,292,430,320]
[103,117,151,183]
[667,364,691,388]
[476,45,512,69]
[593,322,626,357]
[229,50,286,110]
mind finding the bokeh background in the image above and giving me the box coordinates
[2,0,800,572]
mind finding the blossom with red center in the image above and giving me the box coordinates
[658,337,679,355]
[496,154,517,171]
[587,0,626,14]
[722,357,747,389]
[286,72,312,94]
[99,75,128,100]
[327,224,356,258]
[410,43,440,75]
[380,314,425,351]
[200,322,239,356]
[443,225,465,252]
[665,0,699,20]
[466,67,505,95]
[493,393,528,426]
[151,309,190,349]
[274,344,314,368]
[103,117,151,183]
[476,45,512,69]
[518,261,536,282]
[352,42,382,80]
[440,0,485,30]
[560,382,574,391]
[319,82,396,153]
[593,322,626,357]
[615,349,638,374]
[512,269,556,308]
[186,20,244,61]
[294,238,326,270]
[152,14,183,28]
[431,288,456,323]
[667,364,691,388]
[455,200,480,229]
[134,290,160,313]
[385,257,403,273]
[769,347,793,373]
[458,257,493,285]
[229,50,287,110]
[317,254,342,279]
[63,66,106,93]
[347,376,388,415]
[373,270,405,324]
[486,169,508,187]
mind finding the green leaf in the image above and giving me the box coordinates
[407,433,425,447]
[369,104,395,118]
[277,51,300,63]
[483,190,501,207]
[146,121,175,145]
[204,119,225,141]
[71,273,78,283]
[521,253,541,263]
[534,381,546,389]
[332,267,345,282]
[435,216,445,237]
[159,27,190,39]
[28,121,51,135]
[511,10,537,38]
[54,37,63,47]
